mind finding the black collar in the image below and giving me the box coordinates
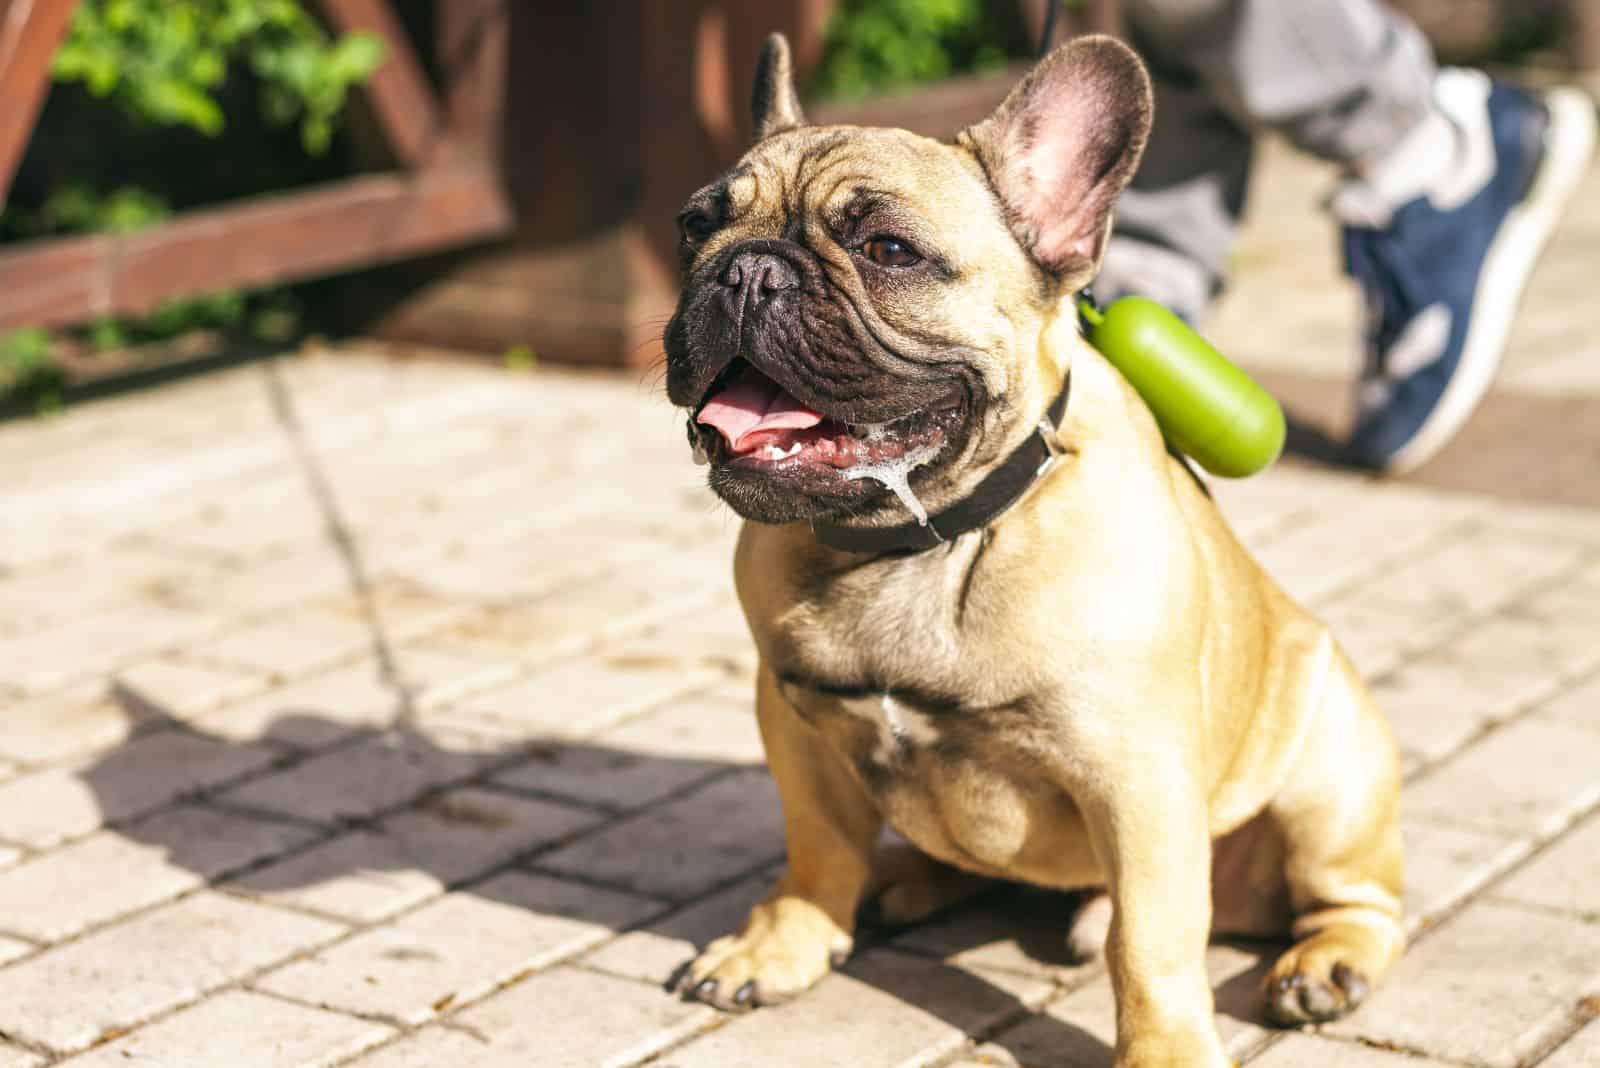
[811,372,1072,555]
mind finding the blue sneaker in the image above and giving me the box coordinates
[1336,70,1597,473]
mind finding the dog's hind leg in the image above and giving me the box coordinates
[1261,647,1405,1026]
[861,838,992,927]
[675,663,881,1011]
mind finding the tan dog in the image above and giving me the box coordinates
[662,33,1403,1067]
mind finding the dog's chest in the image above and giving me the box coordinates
[770,601,1062,874]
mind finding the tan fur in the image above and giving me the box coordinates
[671,37,1404,1067]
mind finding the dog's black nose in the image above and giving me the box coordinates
[720,250,799,306]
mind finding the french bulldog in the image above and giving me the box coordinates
[662,33,1404,1067]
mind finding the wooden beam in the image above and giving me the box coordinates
[0,163,513,329]
[437,0,509,161]
[0,0,77,208]
[1573,0,1600,72]
[318,0,445,167]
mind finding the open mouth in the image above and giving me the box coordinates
[691,360,962,480]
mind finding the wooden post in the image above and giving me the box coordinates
[437,0,509,163]
[0,0,77,208]
[1010,0,1123,51]
[1572,0,1600,73]
[318,0,445,166]
[359,1,835,367]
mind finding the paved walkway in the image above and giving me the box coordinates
[1,150,1598,1066]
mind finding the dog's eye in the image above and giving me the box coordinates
[680,209,718,246]
[860,237,922,268]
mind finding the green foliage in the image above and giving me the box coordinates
[4,182,170,240]
[810,0,1015,100]
[52,0,386,154]
[502,344,538,372]
[0,2,383,408]
[0,329,64,415]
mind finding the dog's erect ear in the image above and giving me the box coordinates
[963,35,1153,276]
[752,33,806,141]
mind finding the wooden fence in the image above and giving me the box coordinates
[0,0,1594,371]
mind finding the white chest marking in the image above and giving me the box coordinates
[839,692,937,755]
[881,693,906,741]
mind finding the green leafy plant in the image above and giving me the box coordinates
[0,2,385,408]
[0,329,64,414]
[810,0,1015,100]
[52,0,385,154]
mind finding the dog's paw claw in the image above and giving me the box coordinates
[1332,961,1369,1004]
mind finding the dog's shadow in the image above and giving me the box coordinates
[79,685,1277,1066]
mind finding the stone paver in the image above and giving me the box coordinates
[57,990,392,1068]
[664,948,1051,1068]
[254,871,660,1023]
[1247,1033,1457,1067]
[112,656,267,718]
[1405,716,1600,837]
[491,690,764,812]
[1375,614,1600,767]
[333,1029,487,1068]
[229,786,600,922]
[1316,527,1586,677]
[893,885,1100,985]
[1401,820,1525,928]
[0,729,281,849]
[186,660,413,747]
[1323,900,1600,1067]
[0,684,151,765]
[0,936,36,967]
[1539,1019,1600,1068]
[216,724,500,824]
[0,892,342,1054]
[1493,812,1600,919]
[0,832,211,942]
[989,943,1273,1067]
[434,653,721,742]
[192,610,377,681]
[1,164,1598,1068]
[534,768,783,901]
[1538,668,1600,734]
[345,966,713,1068]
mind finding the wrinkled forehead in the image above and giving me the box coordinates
[727,126,1000,236]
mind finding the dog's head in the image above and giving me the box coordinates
[664,34,1152,526]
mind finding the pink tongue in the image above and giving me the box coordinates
[697,371,824,452]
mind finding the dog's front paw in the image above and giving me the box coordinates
[670,897,852,1011]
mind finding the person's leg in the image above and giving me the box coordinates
[1107,0,1597,473]
[1130,0,1437,167]
[1099,0,1439,324]
[1098,72,1252,325]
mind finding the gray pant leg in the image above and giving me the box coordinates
[1100,0,1438,315]
[1127,0,1437,163]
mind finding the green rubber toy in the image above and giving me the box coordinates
[1079,295,1286,478]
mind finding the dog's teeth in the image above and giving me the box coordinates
[782,442,804,458]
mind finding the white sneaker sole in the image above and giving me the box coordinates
[1382,87,1598,475]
